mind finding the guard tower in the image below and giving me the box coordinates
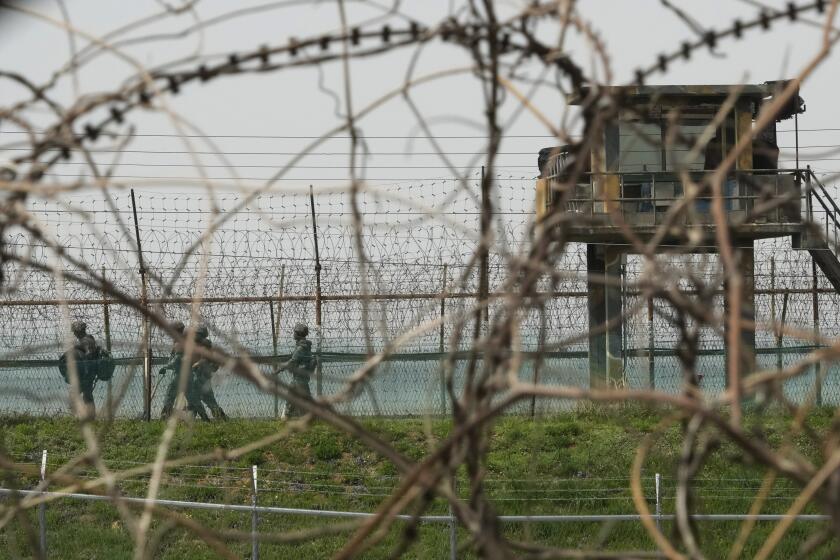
[535,82,840,384]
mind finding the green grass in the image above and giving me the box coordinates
[0,406,835,558]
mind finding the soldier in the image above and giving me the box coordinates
[61,320,101,416]
[191,324,227,420]
[158,320,186,418]
[72,320,98,361]
[280,323,316,418]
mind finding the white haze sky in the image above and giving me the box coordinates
[0,0,839,192]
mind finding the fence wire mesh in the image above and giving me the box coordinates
[1,176,838,417]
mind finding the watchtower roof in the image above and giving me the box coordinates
[570,80,803,119]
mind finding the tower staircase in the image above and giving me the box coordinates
[794,168,840,293]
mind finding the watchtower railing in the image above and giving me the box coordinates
[804,166,840,252]
[543,169,804,229]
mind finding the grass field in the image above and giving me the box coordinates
[0,406,834,558]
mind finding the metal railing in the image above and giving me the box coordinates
[544,169,805,227]
[1,461,830,559]
[805,166,840,252]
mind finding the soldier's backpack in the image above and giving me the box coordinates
[57,351,94,383]
[57,352,70,383]
[57,349,115,383]
[95,349,116,381]
[296,340,317,373]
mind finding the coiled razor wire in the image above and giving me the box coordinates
[1,174,838,417]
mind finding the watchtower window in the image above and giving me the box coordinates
[616,112,723,173]
[666,119,711,171]
[618,123,661,172]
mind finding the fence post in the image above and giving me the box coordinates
[812,258,822,406]
[269,300,278,418]
[530,303,547,418]
[448,479,457,560]
[648,297,655,390]
[655,473,661,532]
[621,262,627,374]
[478,165,490,329]
[309,186,323,397]
[275,265,285,342]
[130,189,152,422]
[778,290,789,372]
[439,263,448,415]
[39,449,47,559]
[272,266,285,418]
[251,465,259,560]
[101,266,113,417]
[771,257,778,372]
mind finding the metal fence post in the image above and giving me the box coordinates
[648,297,655,390]
[309,186,323,397]
[269,300,278,418]
[439,263,448,415]
[130,189,152,422]
[273,266,285,418]
[812,258,823,406]
[479,165,490,329]
[101,267,113,416]
[778,290,789,374]
[770,257,779,372]
[530,304,547,418]
[251,465,259,560]
[621,262,627,375]
[655,473,661,532]
[39,449,47,558]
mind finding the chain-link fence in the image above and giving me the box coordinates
[2,180,839,417]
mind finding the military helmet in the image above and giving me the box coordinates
[195,324,209,338]
[293,323,309,337]
[0,163,17,181]
[169,320,185,334]
[71,320,87,333]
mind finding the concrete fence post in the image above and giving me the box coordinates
[39,449,47,559]
[251,465,259,560]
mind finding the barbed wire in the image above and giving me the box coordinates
[3,0,840,558]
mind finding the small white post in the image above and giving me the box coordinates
[655,473,661,531]
[251,465,259,560]
[449,480,457,560]
[39,449,47,558]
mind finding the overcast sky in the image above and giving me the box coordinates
[1,0,839,192]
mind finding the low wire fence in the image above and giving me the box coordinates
[1,450,829,559]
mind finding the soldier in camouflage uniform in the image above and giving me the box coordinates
[281,323,316,418]
[158,320,186,418]
[191,324,226,420]
[64,320,100,415]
